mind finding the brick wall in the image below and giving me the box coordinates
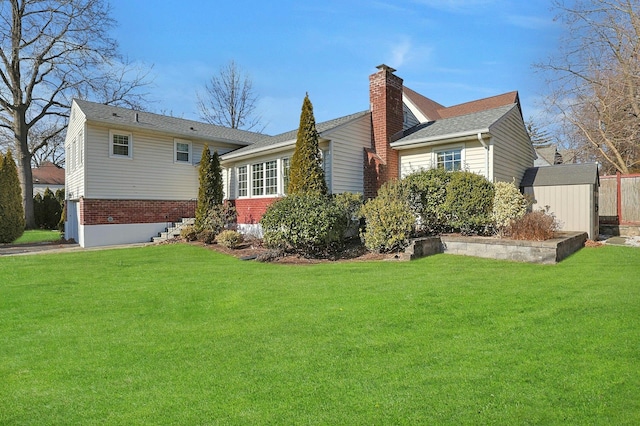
[79,199,196,225]
[233,197,280,224]
[364,64,404,199]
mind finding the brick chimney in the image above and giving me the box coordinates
[364,64,403,198]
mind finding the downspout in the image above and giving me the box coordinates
[477,133,490,180]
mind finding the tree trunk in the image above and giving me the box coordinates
[14,106,35,229]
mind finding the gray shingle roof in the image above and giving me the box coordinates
[74,99,264,146]
[520,163,599,187]
[221,110,370,160]
[392,104,516,146]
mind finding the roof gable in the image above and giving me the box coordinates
[73,99,264,146]
[392,104,517,146]
[403,87,445,120]
[437,91,520,119]
[221,110,370,160]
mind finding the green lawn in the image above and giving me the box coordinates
[1,244,638,424]
[11,229,62,244]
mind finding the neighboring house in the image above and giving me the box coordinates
[32,161,65,196]
[534,144,577,167]
[65,64,536,247]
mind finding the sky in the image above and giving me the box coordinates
[109,0,562,135]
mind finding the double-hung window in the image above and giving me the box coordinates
[436,148,462,171]
[237,166,248,197]
[265,160,277,195]
[281,157,290,194]
[174,139,191,163]
[110,130,132,158]
[252,163,264,196]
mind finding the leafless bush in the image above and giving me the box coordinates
[507,210,558,241]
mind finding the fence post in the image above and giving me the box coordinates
[616,171,622,224]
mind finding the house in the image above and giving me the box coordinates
[65,64,535,247]
[32,161,65,196]
[63,99,263,247]
[521,163,599,239]
[534,144,576,167]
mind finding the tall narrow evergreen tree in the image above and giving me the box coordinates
[288,94,328,195]
[211,150,223,205]
[195,145,224,230]
[0,151,26,242]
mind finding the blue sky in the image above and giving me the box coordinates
[110,0,560,135]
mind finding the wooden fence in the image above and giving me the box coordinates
[599,173,640,225]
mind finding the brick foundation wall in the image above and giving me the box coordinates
[80,199,196,226]
[364,64,404,199]
[232,197,280,224]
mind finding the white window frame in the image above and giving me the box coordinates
[237,166,248,197]
[434,147,463,171]
[252,163,265,196]
[281,157,290,195]
[109,130,133,159]
[174,139,192,164]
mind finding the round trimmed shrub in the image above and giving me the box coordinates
[360,180,416,253]
[402,168,452,234]
[217,230,244,248]
[442,171,494,234]
[260,193,346,255]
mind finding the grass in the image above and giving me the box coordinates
[11,229,62,244]
[0,244,638,424]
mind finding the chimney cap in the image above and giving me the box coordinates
[376,64,396,73]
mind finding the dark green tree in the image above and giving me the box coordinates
[288,94,328,195]
[195,144,223,230]
[0,151,25,242]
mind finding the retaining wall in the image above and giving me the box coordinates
[403,232,587,264]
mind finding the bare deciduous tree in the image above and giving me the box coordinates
[536,0,640,174]
[196,60,264,132]
[0,0,150,228]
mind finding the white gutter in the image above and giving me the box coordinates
[391,127,490,149]
[477,132,490,180]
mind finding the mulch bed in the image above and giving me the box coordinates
[161,237,387,264]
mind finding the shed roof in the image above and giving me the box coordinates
[520,163,599,187]
[73,99,264,146]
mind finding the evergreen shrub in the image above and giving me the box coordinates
[198,202,237,242]
[442,171,494,234]
[260,193,345,255]
[360,180,416,253]
[0,152,25,242]
[402,168,452,234]
[217,230,244,248]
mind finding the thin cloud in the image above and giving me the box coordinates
[506,14,555,30]
[411,0,497,13]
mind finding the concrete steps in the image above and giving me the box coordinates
[152,218,195,243]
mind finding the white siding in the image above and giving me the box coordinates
[64,102,87,199]
[327,115,371,194]
[524,184,597,239]
[490,107,535,183]
[399,141,487,178]
[225,150,294,200]
[84,124,237,200]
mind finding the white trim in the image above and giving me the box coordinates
[174,138,192,164]
[109,129,133,159]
